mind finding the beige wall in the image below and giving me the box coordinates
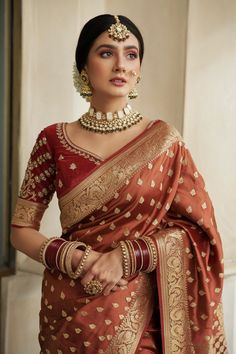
[184,2,236,351]
[3,0,236,353]
[105,0,188,131]
[184,0,236,270]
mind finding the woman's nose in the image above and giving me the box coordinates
[113,56,126,73]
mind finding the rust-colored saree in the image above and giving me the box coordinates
[12,120,228,353]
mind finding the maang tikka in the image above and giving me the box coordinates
[73,63,92,101]
[108,15,130,41]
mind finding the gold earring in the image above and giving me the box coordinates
[73,63,92,101]
[128,76,141,99]
[128,87,138,99]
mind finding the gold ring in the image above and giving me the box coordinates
[84,280,103,295]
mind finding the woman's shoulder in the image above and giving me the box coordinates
[33,122,65,152]
[41,122,62,136]
[150,119,183,142]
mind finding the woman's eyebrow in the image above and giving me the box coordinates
[95,44,139,51]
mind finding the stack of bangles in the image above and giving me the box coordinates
[118,236,158,278]
[39,236,158,295]
[39,237,92,280]
[39,238,104,296]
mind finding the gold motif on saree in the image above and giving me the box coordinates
[59,121,182,230]
[12,197,47,230]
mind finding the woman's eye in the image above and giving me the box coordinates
[100,51,112,58]
[127,52,138,60]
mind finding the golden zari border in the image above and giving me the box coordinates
[155,228,194,354]
[59,121,181,230]
[12,197,47,230]
[155,228,228,354]
[105,273,153,354]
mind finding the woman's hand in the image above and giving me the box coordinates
[72,249,101,276]
[80,246,127,296]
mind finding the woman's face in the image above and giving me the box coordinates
[85,31,141,101]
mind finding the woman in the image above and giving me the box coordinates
[11,14,227,354]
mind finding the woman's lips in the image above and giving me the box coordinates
[110,77,127,86]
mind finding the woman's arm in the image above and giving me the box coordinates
[10,226,127,294]
[10,226,98,272]
[11,226,50,262]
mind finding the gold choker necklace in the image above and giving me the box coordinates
[78,105,143,133]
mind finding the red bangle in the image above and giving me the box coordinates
[130,240,142,271]
[135,238,150,272]
[45,239,67,269]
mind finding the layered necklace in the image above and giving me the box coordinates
[78,104,143,133]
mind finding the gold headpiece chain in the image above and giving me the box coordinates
[107,15,130,41]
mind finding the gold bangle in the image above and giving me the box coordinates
[142,236,158,272]
[59,242,71,274]
[65,241,87,278]
[119,241,131,278]
[73,245,92,279]
[39,237,58,268]
[126,240,136,276]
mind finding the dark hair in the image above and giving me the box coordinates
[75,14,144,72]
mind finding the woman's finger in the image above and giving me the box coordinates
[80,270,96,286]
[103,281,116,296]
[117,278,128,286]
[111,285,118,291]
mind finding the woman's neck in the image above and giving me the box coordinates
[90,95,129,113]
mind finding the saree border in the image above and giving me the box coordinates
[155,228,194,354]
[105,273,153,354]
[59,121,182,230]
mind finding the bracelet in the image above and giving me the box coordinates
[45,238,67,269]
[65,241,87,279]
[131,240,142,271]
[55,240,67,270]
[126,240,136,276]
[142,236,158,272]
[135,238,150,271]
[59,242,72,274]
[133,239,144,271]
[119,241,131,278]
[118,236,158,278]
[39,237,58,268]
[73,245,92,279]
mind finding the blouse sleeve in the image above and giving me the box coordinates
[11,129,56,230]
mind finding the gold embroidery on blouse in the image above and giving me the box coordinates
[12,197,47,230]
[19,153,55,202]
[31,136,47,155]
[106,273,153,354]
[59,121,181,230]
[56,123,101,165]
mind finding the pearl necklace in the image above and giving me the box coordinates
[78,104,143,133]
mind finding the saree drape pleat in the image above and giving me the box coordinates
[12,120,228,353]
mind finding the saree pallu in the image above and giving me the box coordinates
[12,120,228,353]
